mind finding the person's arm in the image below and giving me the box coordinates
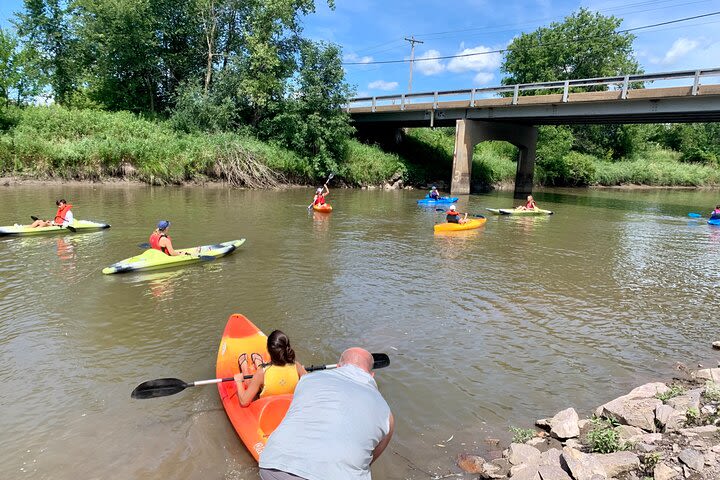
[159,237,185,256]
[371,413,394,464]
[234,369,264,407]
[296,362,307,378]
[62,210,74,227]
[322,184,329,196]
[308,194,318,208]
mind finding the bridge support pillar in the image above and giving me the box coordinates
[451,120,538,198]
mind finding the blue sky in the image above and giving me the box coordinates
[2,0,719,98]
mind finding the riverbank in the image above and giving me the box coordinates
[456,366,720,480]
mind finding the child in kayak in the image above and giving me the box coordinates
[710,205,720,220]
[149,220,190,256]
[429,186,440,200]
[516,195,538,211]
[446,205,468,224]
[234,330,307,406]
[29,199,74,228]
[308,183,330,209]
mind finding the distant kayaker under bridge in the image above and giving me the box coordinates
[346,67,720,198]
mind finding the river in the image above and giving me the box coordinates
[1,184,718,479]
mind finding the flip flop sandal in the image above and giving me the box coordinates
[251,352,264,368]
[237,353,248,372]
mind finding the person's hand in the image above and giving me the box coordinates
[234,373,246,382]
[184,252,191,256]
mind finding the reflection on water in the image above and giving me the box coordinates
[1,185,719,480]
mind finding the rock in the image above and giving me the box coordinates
[616,425,644,442]
[639,433,663,444]
[484,437,501,447]
[679,448,705,472]
[667,389,702,412]
[489,458,511,478]
[536,418,552,429]
[595,451,640,477]
[635,443,657,453]
[564,439,583,450]
[457,453,485,474]
[627,382,670,398]
[507,443,542,466]
[550,408,580,439]
[713,341,720,349]
[696,368,720,382]
[561,447,607,480]
[679,425,719,437]
[701,404,717,415]
[537,464,573,480]
[712,445,720,453]
[656,404,685,431]
[705,451,717,465]
[527,437,547,447]
[597,396,662,431]
[480,462,502,479]
[540,448,563,468]
[510,464,540,480]
[578,419,592,438]
[654,462,679,480]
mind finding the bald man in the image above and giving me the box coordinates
[258,348,394,480]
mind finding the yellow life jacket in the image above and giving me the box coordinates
[259,364,299,398]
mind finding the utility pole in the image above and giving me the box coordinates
[404,36,424,94]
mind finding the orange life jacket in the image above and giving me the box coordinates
[54,204,72,224]
[149,232,171,255]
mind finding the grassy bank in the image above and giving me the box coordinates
[0,106,407,187]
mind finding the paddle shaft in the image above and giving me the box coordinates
[308,173,334,209]
[193,363,338,387]
[435,208,485,218]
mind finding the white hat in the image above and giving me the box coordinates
[449,205,456,210]
[316,188,322,193]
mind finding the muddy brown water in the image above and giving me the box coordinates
[1,184,719,479]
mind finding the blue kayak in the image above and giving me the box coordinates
[417,195,458,205]
[708,218,720,226]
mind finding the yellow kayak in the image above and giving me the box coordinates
[102,239,245,274]
[0,220,110,236]
[434,218,486,232]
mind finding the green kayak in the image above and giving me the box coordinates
[102,239,245,274]
[0,220,111,236]
[486,208,553,216]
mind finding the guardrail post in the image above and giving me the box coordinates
[401,94,406,111]
[470,88,476,107]
[433,91,439,109]
[562,80,569,102]
[692,70,701,95]
[512,84,519,105]
[621,75,629,99]
[371,96,376,113]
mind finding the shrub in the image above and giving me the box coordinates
[586,418,628,453]
[509,426,536,444]
[656,385,686,403]
[704,381,720,402]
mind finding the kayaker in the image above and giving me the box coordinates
[710,205,720,219]
[516,195,538,211]
[309,184,330,209]
[29,199,74,228]
[429,185,440,200]
[233,330,307,407]
[446,205,468,224]
[149,221,189,256]
[258,347,394,480]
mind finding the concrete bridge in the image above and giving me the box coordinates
[347,68,720,197]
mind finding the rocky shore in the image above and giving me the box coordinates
[458,368,720,480]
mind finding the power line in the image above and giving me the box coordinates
[341,11,720,66]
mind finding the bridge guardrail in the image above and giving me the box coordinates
[347,67,720,112]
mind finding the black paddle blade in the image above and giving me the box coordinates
[66,225,77,232]
[31,215,40,221]
[137,243,151,249]
[131,378,190,399]
[371,353,390,369]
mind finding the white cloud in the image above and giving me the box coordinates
[473,72,494,85]
[658,38,700,65]
[415,49,446,75]
[368,80,399,91]
[344,53,373,64]
[447,45,501,73]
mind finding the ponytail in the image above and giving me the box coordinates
[267,330,295,366]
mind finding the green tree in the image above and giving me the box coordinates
[502,8,640,86]
[0,28,19,106]
[15,0,78,104]
[0,27,44,106]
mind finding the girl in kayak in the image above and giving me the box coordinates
[711,205,720,220]
[149,220,189,256]
[309,184,330,209]
[234,330,306,406]
[446,205,468,224]
[429,185,440,200]
[29,199,74,228]
[516,195,538,211]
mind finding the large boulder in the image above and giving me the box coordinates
[595,451,640,477]
[540,448,563,468]
[678,448,705,472]
[654,462,679,480]
[507,443,542,466]
[695,368,720,381]
[655,404,686,431]
[560,447,607,480]
[457,453,485,474]
[615,425,644,443]
[537,464,573,480]
[597,396,662,431]
[550,408,580,439]
[666,388,702,412]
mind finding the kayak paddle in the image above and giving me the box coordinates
[307,173,334,209]
[434,208,485,218]
[30,215,77,232]
[135,243,214,260]
[131,352,390,399]
[688,213,703,218]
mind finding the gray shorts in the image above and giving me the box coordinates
[259,468,307,480]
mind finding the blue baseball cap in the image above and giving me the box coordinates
[157,220,170,230]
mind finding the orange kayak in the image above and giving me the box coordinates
[434,217,486,233]
[312,204,332,213]
[216,314,292,461]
